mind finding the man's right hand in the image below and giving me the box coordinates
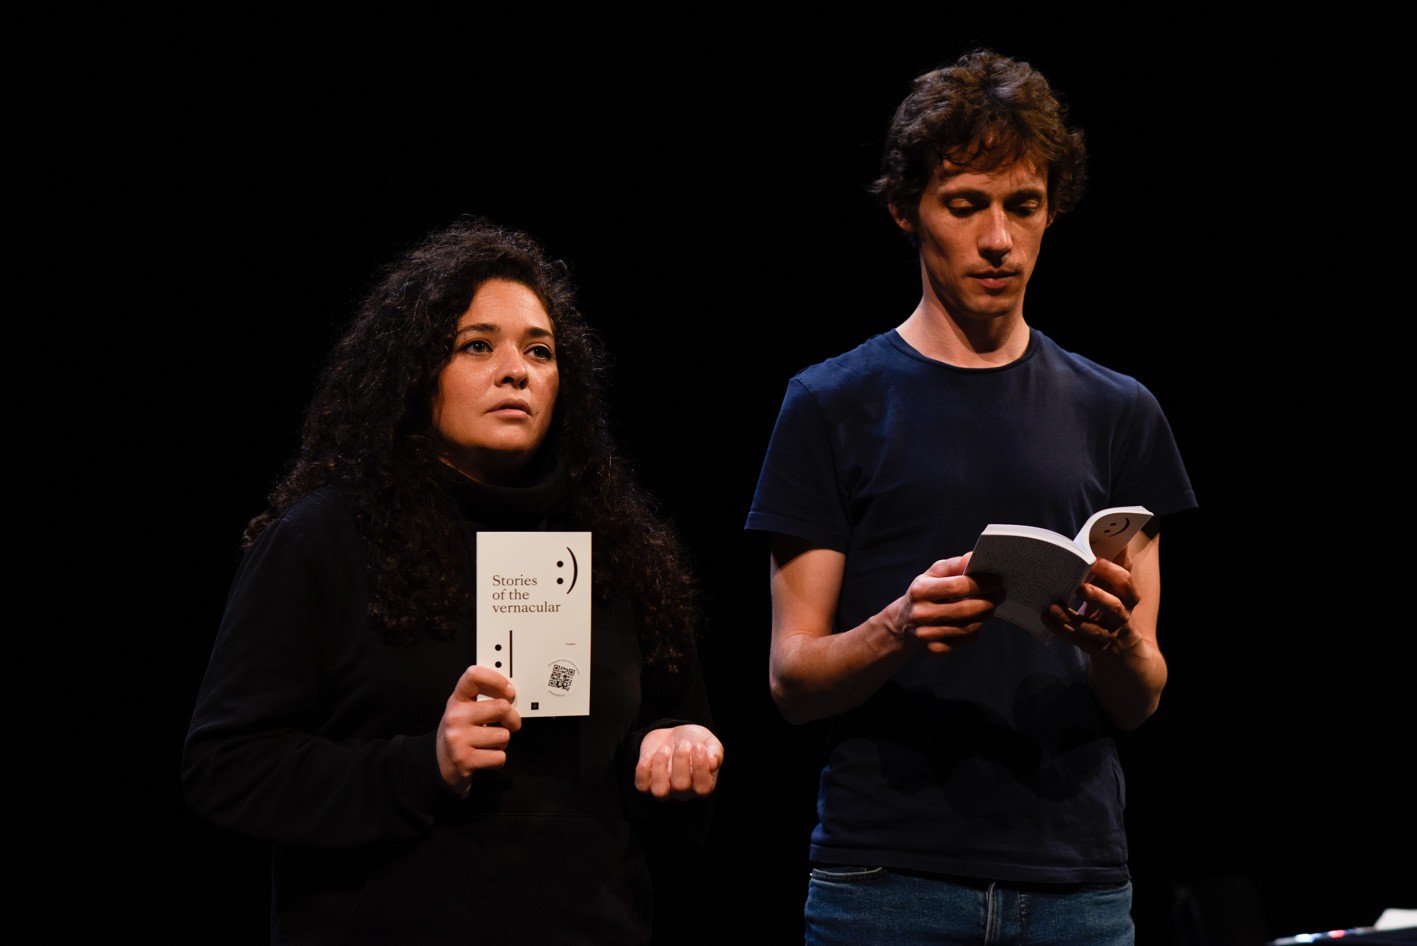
[769,539,1001,724]
[887,552,1000,653]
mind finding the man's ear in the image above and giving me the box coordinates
[888,202,915,233]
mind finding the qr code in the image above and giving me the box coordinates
[547,662,577,692]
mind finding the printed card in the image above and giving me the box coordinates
[475,531,592,717]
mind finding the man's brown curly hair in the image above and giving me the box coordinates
[872,48,1088,240]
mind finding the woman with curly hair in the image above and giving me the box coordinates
[183,217,723,945]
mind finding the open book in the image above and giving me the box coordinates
[964,505,1153,642]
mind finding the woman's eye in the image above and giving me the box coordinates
[529,345,554,361]
[462,339,492,353]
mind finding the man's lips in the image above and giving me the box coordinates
[972,270,1016,290]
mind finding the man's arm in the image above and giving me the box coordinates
[1046,530,1168,731]
[768,534,998,724]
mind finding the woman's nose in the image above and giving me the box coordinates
[498,355,530,386]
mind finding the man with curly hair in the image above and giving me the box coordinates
[746,49,1196,945]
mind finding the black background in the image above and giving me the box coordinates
[50,10,1410,944]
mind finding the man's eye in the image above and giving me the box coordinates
[947,203,977,217]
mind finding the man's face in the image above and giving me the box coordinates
[894,157,1052,324]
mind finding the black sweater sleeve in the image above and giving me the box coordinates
[182,496,454,849]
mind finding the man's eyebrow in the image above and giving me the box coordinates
[939,185,1047,200]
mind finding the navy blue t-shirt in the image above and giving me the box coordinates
[745,328,1197,884]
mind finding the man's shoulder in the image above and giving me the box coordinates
[1031,331,1148,397]
[792,332,899,389]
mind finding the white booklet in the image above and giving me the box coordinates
[475,531,592,716]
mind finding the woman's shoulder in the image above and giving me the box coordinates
[254,487,360,555]
[279,486,355,525]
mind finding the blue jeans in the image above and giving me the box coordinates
[803,865,1134,946]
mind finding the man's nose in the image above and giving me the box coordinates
[978,208,1011,263]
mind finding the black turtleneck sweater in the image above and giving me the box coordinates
[183,460,714,945]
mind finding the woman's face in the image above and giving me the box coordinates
[432,278,560,484]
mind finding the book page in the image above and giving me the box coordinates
[968,525,1091,641]
[1074,505,1153,563]
[475,531,592,717]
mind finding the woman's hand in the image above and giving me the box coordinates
[634,724,724,800]
[436,665,522,797]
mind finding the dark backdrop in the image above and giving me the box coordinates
[63,11,1408,945]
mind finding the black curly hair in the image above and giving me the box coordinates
[244,217,701,671]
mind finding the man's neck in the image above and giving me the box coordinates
[896,299,1031,368]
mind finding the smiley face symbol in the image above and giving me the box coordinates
[1095,515,1131,537]
[556,548,579,594]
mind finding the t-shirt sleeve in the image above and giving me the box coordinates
[743,377,852,551]
[1117,380,1198,519]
